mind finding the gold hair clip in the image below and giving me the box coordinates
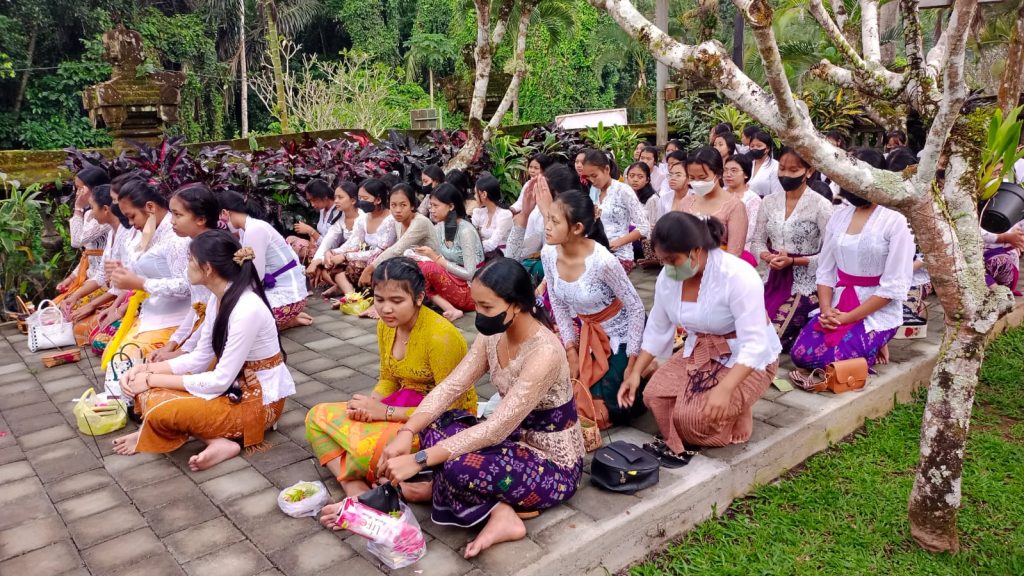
[233,246,255,265]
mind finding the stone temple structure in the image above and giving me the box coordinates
[82,26,185,149]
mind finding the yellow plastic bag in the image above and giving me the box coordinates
[338,291,373,316]
[73,388,128,436]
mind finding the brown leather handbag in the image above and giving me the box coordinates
[572,379,607,452]
[790,357,868,394]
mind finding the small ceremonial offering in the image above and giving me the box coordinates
[338,497,426,569]
[41,348,82,368]
[337,291,372,316]
[277,481,329,518]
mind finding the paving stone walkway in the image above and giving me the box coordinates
[0,268,1020,576]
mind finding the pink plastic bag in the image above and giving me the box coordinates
[338,497,426,569]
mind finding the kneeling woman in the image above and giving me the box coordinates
[221,191,311,329]
[790,148,914,370]
[114,230,295,471]
[618,213,781,464]
[306,257,476,500]
[378,257,584,559]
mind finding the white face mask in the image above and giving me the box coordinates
[690,179,716,197]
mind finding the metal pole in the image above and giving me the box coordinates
[655,0,668,147]
[732,9,744,71]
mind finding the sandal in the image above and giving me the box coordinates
[515,510,540,520]
[788,368,826,392]
[642,439,696,469]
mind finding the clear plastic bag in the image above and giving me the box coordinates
[339,498,427,569]
[276,481,329,518]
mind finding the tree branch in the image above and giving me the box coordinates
[860,0,882,62]
[808,0,869,72]
[915,0,978,193]
[901,0,926,77]
[830,0,849,32]
[925,6,957,76]
[740,0,808,133]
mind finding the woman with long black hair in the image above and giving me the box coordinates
[221,190,312,329]
[115,229,295,471]
[541,190,647,424]
[471,173,513,258]
[378,257,583,559]
[414,182,484,322]
[55,165,112,304]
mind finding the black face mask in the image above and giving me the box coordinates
[475,306,514,336]
[357,200,376,213]
[778,175,805,192]
[839,189,871,208]
[749,148,767,160]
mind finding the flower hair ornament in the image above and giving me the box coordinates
[233,246,256,266]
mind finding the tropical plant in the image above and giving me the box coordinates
[978,105,1024,200]
[405,32,457,111]
[667,93,717,151]
[583,122,641,170]
[520,124,588,163]
[486,134,535,204]
[705,103,754,136]
[0,174,61,302]
[800,88,864,133]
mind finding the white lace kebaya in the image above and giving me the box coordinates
[749,188,833,297]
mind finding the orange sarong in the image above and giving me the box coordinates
[134,352,287,453]
[577,298,623,388]
[53,249,104,306]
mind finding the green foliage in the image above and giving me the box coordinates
[705,103,753,137]
[330,0,401,65]
[800,87,864,134]
[486,135,534,204]
[630,327,1024,574]
[667,93,717,151]
[583,122,640,170]
[0,61,113,150]
[978,106,1024,200]
[0,174,63,301]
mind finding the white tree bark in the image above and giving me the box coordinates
[589,0,1017,554]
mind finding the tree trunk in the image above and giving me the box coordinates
[265,2,289,133]
[878,1,899,64]
[997,1,1024,116]
[13,24,37,113]
[429,68,435,110]
[240,0,249,138]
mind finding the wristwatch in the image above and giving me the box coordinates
[414,450,428,469]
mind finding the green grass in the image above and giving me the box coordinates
[629,327,1024,576]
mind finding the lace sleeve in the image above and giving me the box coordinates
[71,214,107,249]
[805,195,833,271]
[313,219,344,261]
[142,236,191,298]
[348,216,396,263]
[336,214,367,254]
[414,336,489,424]
[749,194,770,259]
[505,224,528,261]
[437,341,561,460]
[624,186,650,237]
[598,249,646,356]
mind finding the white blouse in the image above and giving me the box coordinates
[240,216,308,309]
[128,213,192,333]
[334,212,398,264]
[169,283,212,354]
[541,242,646,356]
[505,207,547,261]
[589,179,650,262]
[748,157,783,198]
[815,205,915,333]
[471,206,514,253]
[168,291,295,404]
[71,212,109,280]
[313,209,363,262]
[94,224,137,297]
[739,189,762,252]
[642,249,781,370]
[750,189,833,296]
[316,206,339,237]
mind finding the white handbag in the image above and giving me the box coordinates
[103,343,144,401]
[27,299,76,352]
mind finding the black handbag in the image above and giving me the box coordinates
[590,441,660,494]
[358,482,401,514]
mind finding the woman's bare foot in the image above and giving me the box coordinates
[188,438,240,471]
[296,312,314,326]
[322,286,340,298]
[464,503,527,559]
[358,307,380,320]
[341,480,370,499]
[876,344,890,365]
[112,431,140,455]
[443,309,464,322]
[319,501,345,530]
[398,481,432,503]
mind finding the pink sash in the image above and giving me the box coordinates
[813,269,881,346]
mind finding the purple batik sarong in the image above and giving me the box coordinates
[420,403,583,528]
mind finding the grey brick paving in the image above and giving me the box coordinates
[0,267,1020,575]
